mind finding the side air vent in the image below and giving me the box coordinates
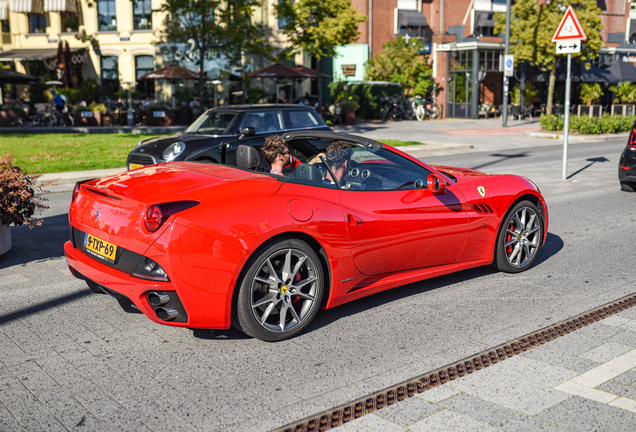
[472,204,495,214]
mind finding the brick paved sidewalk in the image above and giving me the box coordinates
[333,310,636,432]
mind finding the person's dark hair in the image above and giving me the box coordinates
[262,135,287,164]
[325,141,354,169]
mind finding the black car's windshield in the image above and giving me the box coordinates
[186,111,237,134]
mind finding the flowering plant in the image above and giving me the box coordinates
[0,153,48,227]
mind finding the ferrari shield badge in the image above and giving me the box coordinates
[477,186,486,198]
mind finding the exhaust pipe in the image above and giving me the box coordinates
[147,292,170,306]
[156,307,179,321]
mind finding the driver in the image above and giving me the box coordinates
[248,114,263,132]
[261,135,301,175]
[323,141,354,185]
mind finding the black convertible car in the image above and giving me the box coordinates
[127,104,332,169]
[619,123,636,192]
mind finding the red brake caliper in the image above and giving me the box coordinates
[506,222,513,254]
[293,272,302,303]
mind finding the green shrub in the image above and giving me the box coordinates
[329,81,402,119]
[539,114,562,131]
[576,116,600,134]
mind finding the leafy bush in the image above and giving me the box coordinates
[579,83,604,105]
[539,114,563,131]
[330,81,402,119]
[609,82,636,104]
[0,153,48,227]
[540,113,636,134]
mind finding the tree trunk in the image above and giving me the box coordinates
[199,53,205,107]
[316,55,322,117]
[546,68,556,116]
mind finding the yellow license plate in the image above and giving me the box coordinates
[129,163,143,170]
[84,233,117,263]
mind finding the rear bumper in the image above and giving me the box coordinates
[64,231,240,329]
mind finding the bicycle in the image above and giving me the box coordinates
[413,96,439,120]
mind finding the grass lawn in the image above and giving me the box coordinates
[379,139,425,147]
[0,134,159,174]
[0,133,425,174]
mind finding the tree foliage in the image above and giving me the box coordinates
[609,82,636,104]
[365,37,433,96]
[160,0,273,103]
[579,83,603,105]
[275,0,366,113]
[494,0,604,114]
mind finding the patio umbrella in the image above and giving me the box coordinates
[534,62,619,85]
[138,65,199,107]
[248,63,310,102]
[137,64,200,80]
[604,60,636,82]
[292,65,330,79]
[0,69,39,84]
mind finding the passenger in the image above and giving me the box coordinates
[261,135,301,176]
[323,141,354,185]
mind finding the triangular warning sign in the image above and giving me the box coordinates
[552,6,587,42]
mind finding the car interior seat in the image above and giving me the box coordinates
[289,163,323,184]
[236,145,261,170]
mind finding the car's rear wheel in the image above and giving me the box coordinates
[621,182,635,192]
[493,200,543,273]
[235,238,324,341]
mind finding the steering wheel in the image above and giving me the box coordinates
[396,179,425,190]
[396,180,415,190]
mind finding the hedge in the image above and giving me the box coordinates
[540,113,635,134]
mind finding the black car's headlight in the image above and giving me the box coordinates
[163,142,186,161]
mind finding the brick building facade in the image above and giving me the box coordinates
[341,0,636,119]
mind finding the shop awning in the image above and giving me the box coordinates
[0,0,8,20]
[398,10,428,28]
[11,0,43,13]
[43,0,76,12]
[475,11,495,28]
[0,47,81,61]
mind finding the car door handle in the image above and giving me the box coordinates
[347,214,364,225]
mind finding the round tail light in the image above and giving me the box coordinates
[145,205,163,232]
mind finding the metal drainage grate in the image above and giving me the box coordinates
[276,293,636,432]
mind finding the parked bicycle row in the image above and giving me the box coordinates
[9,102,74,128]
[379,94,439,121]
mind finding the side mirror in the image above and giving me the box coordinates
[238,126,255,140]
[427,173,446,195]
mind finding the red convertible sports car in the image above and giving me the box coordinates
[65,131,548,341]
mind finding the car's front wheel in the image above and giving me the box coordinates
[493,200,543,273]
[235,238,324,341]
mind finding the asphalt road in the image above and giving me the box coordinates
[1,130,634,431]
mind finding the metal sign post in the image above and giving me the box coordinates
[552,6,587,180]
[563,54,571,180]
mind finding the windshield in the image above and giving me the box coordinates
[186,111,237,134]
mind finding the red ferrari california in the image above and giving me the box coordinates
[65,131,548,341]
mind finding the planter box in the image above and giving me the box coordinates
[74,111,102,126]
[577,105,603,118]
[145,109,175,126]
[0,110,20,127]
[610,104,636,116]
[342,108,356,125]
[0,224,11,256]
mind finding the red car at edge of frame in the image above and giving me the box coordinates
[64,131,548,341]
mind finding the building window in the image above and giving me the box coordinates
[61,12,79,33]
[133,0,152,30]
[28,14,47,33]
[101,56,119,100]
[135,55,154,97]
[278,0,292,30]
[1,20,9,33]
[98,0,117,31]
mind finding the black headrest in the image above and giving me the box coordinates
[292,163,322,183]
[236,145,261,170]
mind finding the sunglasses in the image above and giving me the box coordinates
[280,150,291,155]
